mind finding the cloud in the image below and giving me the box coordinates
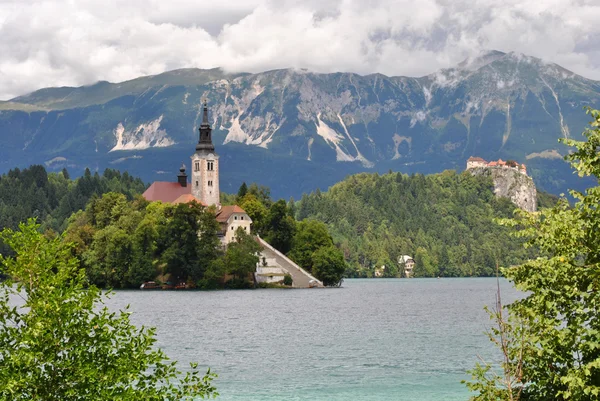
[1,0,600,99]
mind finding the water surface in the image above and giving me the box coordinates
[108,278,520,401]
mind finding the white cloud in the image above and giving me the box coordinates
[1,0,600,99]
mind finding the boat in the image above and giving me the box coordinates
[140,281,160,289]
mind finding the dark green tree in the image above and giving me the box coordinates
[158,202,205,282]
[237,182,248,199]
[264,199,296,254]
[288,219,333,271]
[311,246,346,287]
[223,227,261,282]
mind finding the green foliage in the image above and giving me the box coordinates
[237,182,248,199]
[64,193,222,289]
[157,202,210,282]
[223,227,262,281]
[239,194,269,235]
[0,220,217,400]
[264,199,296,254]
[466,108,600,400]
[288,219,334,271]
[311,246,347,287]
[0,165,146,239]
[296,169,544,277]
[283,273,293,286]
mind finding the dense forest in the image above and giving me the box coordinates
[0,166,345,287]
[0,165,146,234]
[295,170,555,277]
[0,164,556,282]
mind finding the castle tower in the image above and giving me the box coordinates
[191,101,220,207]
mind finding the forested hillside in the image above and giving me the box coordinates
[296,170,551,277]
[0,165,146,236]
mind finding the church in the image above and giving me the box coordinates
[142,102,252,245]
[142,103,322,287]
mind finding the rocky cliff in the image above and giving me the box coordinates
[470,167,537,212]
[1,50,598,199]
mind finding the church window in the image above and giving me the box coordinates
[241,216,244,220]
[207,161,214,171]
[231,226,234,230]
[208,180,212,187]
[196,181,198,187]
[194,161,200,172]
[234,216,238,220]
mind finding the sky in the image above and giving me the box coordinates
[1,0,600,100]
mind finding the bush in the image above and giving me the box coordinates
[283,273,293,286]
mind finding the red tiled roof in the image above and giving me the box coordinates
[488,161,498,167]
[468,156,486,162]
[173,194,206,206]
[216,205,247,223]
[143,182,193,203]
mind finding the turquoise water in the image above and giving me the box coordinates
[108,278,520,400]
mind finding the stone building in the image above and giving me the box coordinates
[143,102,251,245]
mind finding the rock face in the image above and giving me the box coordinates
[1,50,599,198]
[470,167,537,212]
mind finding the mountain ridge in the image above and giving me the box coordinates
[0,50,598,199]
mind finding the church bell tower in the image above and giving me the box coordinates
[191,101,220,207]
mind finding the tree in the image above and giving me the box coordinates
[158,202,205,282]
[311,246,347,287]
[288,219,334,271]
[223,227,261,282]
[264,199,296,254]
[237,182,248,199]
[0,220,217,400]
[466,108,600,400]
[239,194,269,235]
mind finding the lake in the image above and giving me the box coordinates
[107,278,521,401]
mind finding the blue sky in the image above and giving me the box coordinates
[1,0,599,99]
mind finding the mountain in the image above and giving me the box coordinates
[1,51,598,199]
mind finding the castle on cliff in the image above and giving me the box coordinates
[466,156,528,176]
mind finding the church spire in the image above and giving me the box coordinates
[196,99,215,153]
[201,99,209,125]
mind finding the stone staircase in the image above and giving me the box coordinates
[255,236,323,288]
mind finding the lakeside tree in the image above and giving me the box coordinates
[466,108,600,400]
[0,220,217,400]
[222,227,262,284]
[311,246,347,287]
[288,219,334,271]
